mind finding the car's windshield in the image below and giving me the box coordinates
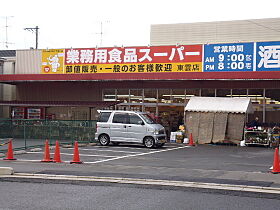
[140,114,156,124]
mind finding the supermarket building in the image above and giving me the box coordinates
[1,17,280,134]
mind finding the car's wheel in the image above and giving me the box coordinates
[144,137,155,148]
[99,134,110,146]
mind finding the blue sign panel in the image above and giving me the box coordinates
[204,42,254,72]
[256,41,280,71]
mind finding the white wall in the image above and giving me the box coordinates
[151,18,280,45]
[15,50,41,74]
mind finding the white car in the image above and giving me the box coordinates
[95,110,167,148]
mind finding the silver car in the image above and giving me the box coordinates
[95,110,167,148]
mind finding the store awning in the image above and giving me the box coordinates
[185,97,253,113]
[1,71,280,84]
[0,100,120,107]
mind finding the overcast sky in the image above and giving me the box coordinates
[1,0,280,50]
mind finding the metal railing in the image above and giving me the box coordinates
[0,119,97,152]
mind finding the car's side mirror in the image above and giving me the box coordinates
[141,121,145,125]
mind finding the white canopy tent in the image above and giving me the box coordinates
[185,97,253,114]
[185,97,253,144]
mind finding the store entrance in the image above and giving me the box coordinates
[158,106,184,138]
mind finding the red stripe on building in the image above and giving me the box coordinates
[1,72,280,83]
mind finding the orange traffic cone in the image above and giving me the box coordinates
[188,133,195,146]
[70,141,83,164]
[41,139,53,162]
[271,147,280,174]
[53,140,62,163]
[4,140,17,160]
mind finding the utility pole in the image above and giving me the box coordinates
[95,21,110,47]
[24,26,39,49]
[0,16,14,49]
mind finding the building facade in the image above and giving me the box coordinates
[0,50,16,118]
[0,18,280,135]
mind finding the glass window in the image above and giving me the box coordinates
[216,89,231,97]
[248,89,264,105]
[140,114,156,124]
[116,89,129,103]
[232,89,247,97]
[185,89,200,104]
[172,89,185,103]
[247,89,264,122]
[144,89,157,103]
[186,89,200,98]
[265,89,280,105]
[201,89,215,97]
[265,89,280,124]
[98,112,111,122]
[103,89,116,101]
[112,113,127,124]
[158,89,171,103]
[129,114,143,125]
[130,89,143,103]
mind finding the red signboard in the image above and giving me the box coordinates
[64,45,202,65]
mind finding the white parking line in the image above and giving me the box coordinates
[94,146,146,150]
[27,152,118,158]
[69,148,141,154]
[94,145,179,150]
[86,145,190,164]
[13,159,41,162]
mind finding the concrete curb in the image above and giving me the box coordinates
[2,173,280,194]
[0,167,14,175]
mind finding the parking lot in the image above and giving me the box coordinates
[13,143,188,164]
[1,142,278,186]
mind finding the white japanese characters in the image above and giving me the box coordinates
[80,50,93,63]
[169,47,184,61]
[124,49,137,62]
[213,45,244,53]
[138,49,152,62]
[65,46,200,64]
[66,49,80,64]
[108,49,122,63]
[258,45,280,68]
[94,50,107,63]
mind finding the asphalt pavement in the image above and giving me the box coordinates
[1,181,280,210]
[0,143,279,188]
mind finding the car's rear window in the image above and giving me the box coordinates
[98,112,111,122]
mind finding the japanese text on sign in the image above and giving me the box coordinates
[256,41,280,71]
[64,63,202,74]
[60,45,203,73]
[65,45,202,65]
[203,43,254,72]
